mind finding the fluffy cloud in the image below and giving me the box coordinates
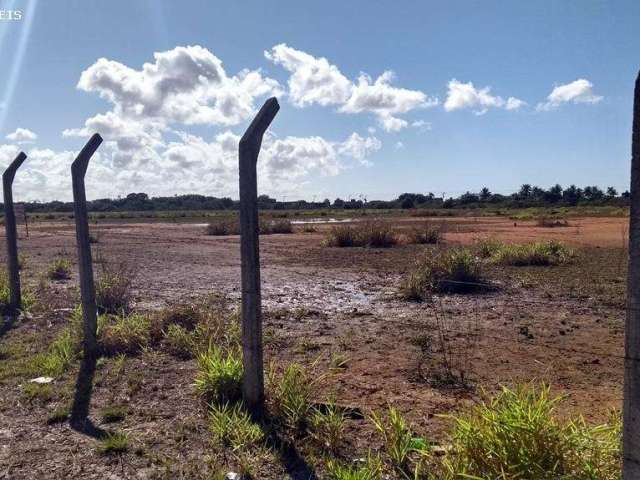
[266,44,437,131]
[6,127,37,143]
[337,133,382,164]
[77,45,281,127]
[444,79,525,115]
[536,79,602,111]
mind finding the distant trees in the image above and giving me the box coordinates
[3,183,628,215]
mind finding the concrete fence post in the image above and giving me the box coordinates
[239,97,279,416]
[2,152,27,313]
[625,70,640,478]
[71,134,102,358]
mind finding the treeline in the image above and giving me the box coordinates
[11,184,629,213]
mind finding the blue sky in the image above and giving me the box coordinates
[0,0,638,201]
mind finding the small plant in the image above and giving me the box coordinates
[164,324,194,358]
[195,343,243,404]
[492,240,574,266]
[38,327,79,376]
[310,401,347,452]
[47,258,72,280]
[99,313,151,355]
[47,405,70,424]
[326,453,383,480]
[473,237,504,258]
[96,262,134,314]
[443,384,621,479]
[98,431,129,455]
[21,382,53,403]
[100,405,127,423]
[408,223,442,244]
[268,362,317,431]
[400,248,486,300]
[323,225,362,247]
[0,269,34,314]
[206,218,239,236]
[209,402,264,451]
[370,406,429,475]
[329,352,349,370]
[261,218,293,234]
[323,221,396,248]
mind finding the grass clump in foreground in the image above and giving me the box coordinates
[0,268,34,314]
[195,343,243,404]
[209,402,264,450]
[400,248,486,301]
[99,313,151,355]
[323,221,396,248]
[98,431,129,455]
[96,262,134,314]
[442,384,620,480]
[492,240,574,266]
[47,258,72,280]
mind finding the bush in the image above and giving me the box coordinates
[206,218,239,236]
[323,221,396,248]
[99,313,151,355]
[537,217,569,228]
[261,218,293,234]
[47,258,72,280]
[443,384,621,480]
[473,238,504,258]
[400,248,485,300]
[408,223,442,244]
[96,262,134,314]
[492,240,574,266]
[195,343,243,404]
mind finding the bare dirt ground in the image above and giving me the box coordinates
[0,215,628,478]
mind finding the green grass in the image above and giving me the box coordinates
[96,263,133,314]
[209,402,264,451]
[194,343,243,404]
[400,248,486,300]
[21,382,54,403]
[268,362,319,431]
[47,258,72,280]
[99,313,151,355]
[491,240,574,266]
[310,401,347,452]
[37,327,79,376]
[98,431,129,455]
[326,453,383,480]
[0,268,35,314]
[442,384,621,480]
[46,404,70,424]
[163,323,194,358]
[99,404,128,423]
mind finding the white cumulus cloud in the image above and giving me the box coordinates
[536,79,603,111]
[266,44,437,131]
[444,79,525,115]
[6,127,37,144]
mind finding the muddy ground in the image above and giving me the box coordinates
[0,215,628,479]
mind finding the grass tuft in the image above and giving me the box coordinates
[323,221,396,248]
[98,431,129,455]
[492,240,574,266]
[194,343,243,404]
[47,258,72,280]
[96,262,134,314]
[209,402,264,451]
[99,313,151,355]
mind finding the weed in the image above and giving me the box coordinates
[537,216,570,228]
[473,237,504,258]
[209,402,264,451]
[268,362,319,431]
[37,328,79,377]
[21,382,53,403]
[326,453,383,480]
[310,401,347,452]
[99,313,151,355]
[206,218,239,236]
[261,218,293,234]
[98,431,129,455]
[46,404,70,424]
[370,405,429,475]
[0,268,35,314]
[408,222,442,244]
[96,262,134,314]
[194,343,243,404]
[329,352,349,370]
[323,221,396,248]
[47,258,72,280]
[400,248,486,300]
[164,323,194,358]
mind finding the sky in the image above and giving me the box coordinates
[0,0,638,202]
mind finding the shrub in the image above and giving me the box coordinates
[261,218,293,234]
[47,258,72,280]
[537,217,569,228]
[195,343,243,404]
[408,223,442,244]
[323,221,396,248]
[473,237,504,258]
[209,402,264,451]
[99,313,151,355]
[96,262,134,314]
[400,248,485,300]
[302,224,318,233]
[206,218,239,236]
[492,240,574,266]
[443,384,621,480]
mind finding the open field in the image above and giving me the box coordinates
[0,212,628,478]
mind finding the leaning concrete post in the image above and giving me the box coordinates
[71,134,102,358]
[625,70,640,479]
[239,97,279,416]
[3,152,26,312]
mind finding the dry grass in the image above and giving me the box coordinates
[323,221,397,248]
